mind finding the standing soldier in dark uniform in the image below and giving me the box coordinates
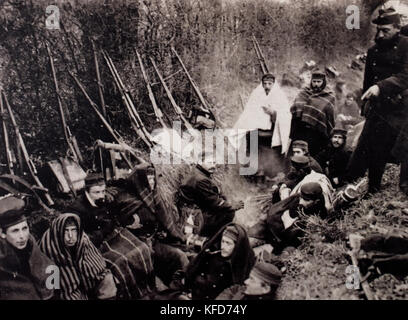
[346,8,408,194]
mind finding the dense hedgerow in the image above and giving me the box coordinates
[0,0,376,168]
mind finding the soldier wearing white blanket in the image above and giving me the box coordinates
[233,73,292,155]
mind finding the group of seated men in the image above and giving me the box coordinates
[0,153,290,300]
[0,66,367,301]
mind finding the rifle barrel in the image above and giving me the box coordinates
[135,50,166,129]
[252,35,269,75]
[92,41,107,119]
[2,91,54,206]
[46,42,83,163]
[149,58,195,132]
[0,90,14,175]
[69,71,134,167]
[102,50,154,148]
[171,47,210,113]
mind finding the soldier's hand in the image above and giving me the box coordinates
[262,106,277,121]
[361,85,380,100]
[95,139,104,148]
[233,200,245,210]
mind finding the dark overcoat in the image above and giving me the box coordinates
[0,236,54,300]
[185,223,255,300]
[354,34,408,165]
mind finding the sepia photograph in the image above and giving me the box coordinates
[0,0,408,305]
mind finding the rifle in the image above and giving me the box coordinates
[68,71,134,168]
[252,35,270,75]
[135,50,167,129]
[101,50,154,149]
[2,91,54,206]
[45,42,83,164]
[0,90,15,175]
[91,40,107,119]
[171,47,212,113]
[149,57,195,133]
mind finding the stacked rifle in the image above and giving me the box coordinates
[252,35,270,75]
[0,89,54,211]
[0,43,219,211]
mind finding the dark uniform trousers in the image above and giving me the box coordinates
[347,34,408,191]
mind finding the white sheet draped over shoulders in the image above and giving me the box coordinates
[231,82,292,154]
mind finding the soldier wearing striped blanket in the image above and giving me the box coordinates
[290,68,336,156]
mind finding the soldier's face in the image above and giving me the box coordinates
[311,79,324,92]
[2,221,30,250]
[87,184,106,205]
[292,148,306,157]
[201,159,217,174]
[345,97,354,106]
[64,221,79,248]
[221,235,235,258]
[244,272,270,295]
[375,24,400,44]
[331,134,344,148]
[262,80,274,95]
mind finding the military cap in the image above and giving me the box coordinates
[0,196,27,230]
[300,182,323,201]
[85,172,105,188]
[331,127,348,138]
[373,7,401,25]
[311,68,326,79]
[251,261,282,286]
[292,140,309,153]
[223,225,239,242]
[290,155,310,168]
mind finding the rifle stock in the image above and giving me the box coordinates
[149,57,195,133]
[2,91,54,206]
[46,42,83,164]
[135,50,167,129]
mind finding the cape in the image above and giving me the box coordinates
[231,82,292,154]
